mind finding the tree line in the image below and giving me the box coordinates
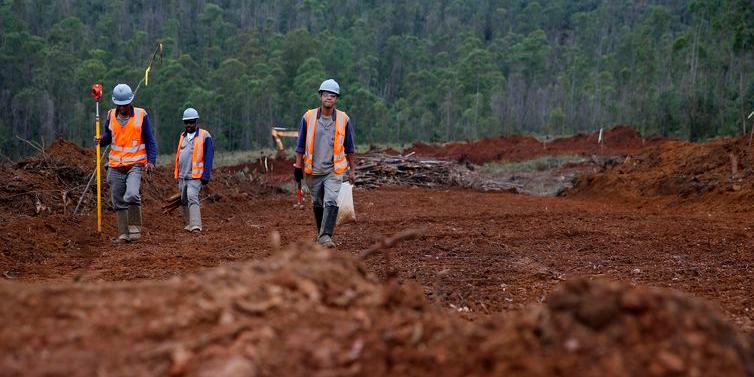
[2,0,754,159]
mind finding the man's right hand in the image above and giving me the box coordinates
[293,165,303,182]
[93,136,101,145]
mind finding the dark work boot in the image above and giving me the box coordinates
[113,210,130,244]
[318,206,339,248]
[313,206,324,235]
[127,205,142,241]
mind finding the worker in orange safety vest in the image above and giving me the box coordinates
[293,79,356,248]
[95,83,158,243]
[173,107,214,232]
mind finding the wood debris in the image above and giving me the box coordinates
[161,192,182,214]
[354,153,522,192]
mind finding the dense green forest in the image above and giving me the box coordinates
[2,0,754,158]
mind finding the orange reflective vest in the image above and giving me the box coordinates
[302,108,349,175]
[174,129,210,179]
[108,107,148,167]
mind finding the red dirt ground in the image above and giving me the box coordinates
[404,125,667,164]
[1,135,753,376]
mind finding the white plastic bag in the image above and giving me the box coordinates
[336,182,356,225]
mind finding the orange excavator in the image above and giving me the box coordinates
[271,127,299,152]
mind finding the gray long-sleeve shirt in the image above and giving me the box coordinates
[178,132,197,179]
[311,114,336,175]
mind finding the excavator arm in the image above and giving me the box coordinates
[271,128,300,151]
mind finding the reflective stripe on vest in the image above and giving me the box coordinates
[302,108,349,175]
[108,107,147,167]
[174,129,209,179]
[111,154,148,163]
[110,144,145,153]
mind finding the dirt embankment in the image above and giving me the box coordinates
[565,136,754,211]
[1,245,751,377]
[0,139,96,218]
[404,125,664,164]
[0,139,283,221]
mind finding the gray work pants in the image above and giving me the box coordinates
[178,178,202,230]
[108,164,142,210]
[305,172,343,208]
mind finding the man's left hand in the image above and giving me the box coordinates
[348,170,356,184]
[293,165,303,182]
[145,163,155,174]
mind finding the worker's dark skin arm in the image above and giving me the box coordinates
[94,111,111,146]
[293,117,306,182]
[344,118,356,184]
[141,113,157,173]
[346,153,356,183]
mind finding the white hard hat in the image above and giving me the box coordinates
[112,84,134,105]
[182,108,199,120]
[318,79,340,95]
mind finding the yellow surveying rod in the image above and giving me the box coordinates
[95,102,102,232]
[91,84,103,232]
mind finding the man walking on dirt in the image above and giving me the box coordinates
[293,79,356,248]
[95,83,158,243]
[173,108,214,233]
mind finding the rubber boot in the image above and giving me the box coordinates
[188,205,202,233]
[182,205,191,232]
[113,210,130,244]
[127,205,142,241]
[318,206,339,248]
[313,206,324,235]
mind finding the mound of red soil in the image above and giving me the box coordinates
[404,125,666,164]
[0,139,96,219]
[380,147,402,156]
[546,125,664,156]
[405,135,544,164]
[1,245,750,376]
[474,279,754,376]
[566,136,754,211]
[22,138,95,172]
[406,141,445,158]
